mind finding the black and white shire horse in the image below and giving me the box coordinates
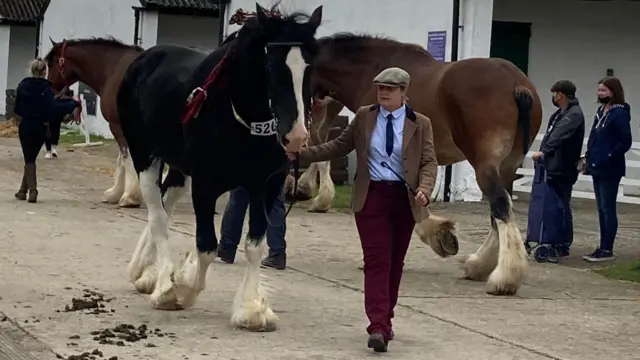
[118,4,322,331]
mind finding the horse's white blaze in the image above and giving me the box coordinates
[231,239,278,330]
[119,154,143,207]
[102,152,125,204]
[283,47,308,153]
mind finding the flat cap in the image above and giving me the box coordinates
[372,67,410,88]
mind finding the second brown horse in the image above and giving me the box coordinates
[307,33,543,296]
[45,37,144,208]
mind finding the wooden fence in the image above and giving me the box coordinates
[292,115,349,185]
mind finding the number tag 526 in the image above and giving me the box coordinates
[250,119,278,136]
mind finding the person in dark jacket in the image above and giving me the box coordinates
[13,58,79,203]
[582,76,632,262]
[531,80,585,258]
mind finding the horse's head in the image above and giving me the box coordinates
[234,3,323,153]
[45,38,78,92]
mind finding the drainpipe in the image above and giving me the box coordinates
[34,17,42,57]
[217,0,226,45]
[133,7,141,46]
[443,0,461,203]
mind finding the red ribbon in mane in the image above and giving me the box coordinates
[182,8,283,124]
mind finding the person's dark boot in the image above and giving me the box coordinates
[217,245,236,264]
[14,168,27,200]
[25,164,38,203]
[261,254,286,270]
[367,332,388,352]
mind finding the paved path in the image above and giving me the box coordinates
[0,138,639,360]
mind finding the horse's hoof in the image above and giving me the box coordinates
[486,285,518,296]
[240,322,277,332]
[119,202,141,209]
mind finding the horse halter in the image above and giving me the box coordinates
[56,42,69,80]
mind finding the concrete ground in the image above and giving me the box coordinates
[0,137,639,360]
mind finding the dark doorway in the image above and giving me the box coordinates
[490,21,532,74]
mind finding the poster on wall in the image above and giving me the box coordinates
[427,31,447,62]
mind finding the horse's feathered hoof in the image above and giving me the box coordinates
[415,215,459,258]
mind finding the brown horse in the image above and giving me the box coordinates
[45,37,144,208]
[307,33,543,296]
[286,97,344,212]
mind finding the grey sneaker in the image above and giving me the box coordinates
[583,249,615,262]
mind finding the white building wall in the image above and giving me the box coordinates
[40,0,141,138]
[494,0,640,194]
[7,26,37,91]
[448,0,494,202]
[0,26,10,116]
[156,14,219,51]
[139,10,158,49]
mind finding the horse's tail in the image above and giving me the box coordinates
[513,86,533,154]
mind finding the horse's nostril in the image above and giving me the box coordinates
[282,137,290,146]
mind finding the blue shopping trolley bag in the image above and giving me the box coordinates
[525,159,568,262]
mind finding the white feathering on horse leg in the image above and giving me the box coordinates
[308,161,335,213]
[135,160,179,310]
[486,218,528,296]
[127,225,157,294]
[119,155,143,207]
[297,162,318,198]
[460,225,499,281]
[103,152,125,204]
[231,239,278,331]
[127,176,189,295]
[174,250,214,309]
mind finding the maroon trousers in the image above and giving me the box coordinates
[354,181,415,339]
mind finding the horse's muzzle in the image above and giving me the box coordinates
[283,120,308,153]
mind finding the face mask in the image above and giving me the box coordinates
[551,94,560,107]
[598,96,611,104]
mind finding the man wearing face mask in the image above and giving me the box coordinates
[531,80,585,258]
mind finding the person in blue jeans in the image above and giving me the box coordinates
[583,76,632,262]
[217,186,287,270]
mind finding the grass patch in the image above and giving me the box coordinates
[593,260,640,283]
[59,129,111,145]
[332,184,352,211]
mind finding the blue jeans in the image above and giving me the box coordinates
[219,187,286,257]
[593,176,621,252]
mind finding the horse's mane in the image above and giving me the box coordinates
[317,32,434,63]
[44,36,144,62]
[223,4,320,47]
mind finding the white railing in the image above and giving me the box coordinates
[513,134,640,204]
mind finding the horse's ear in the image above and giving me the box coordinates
[49,37,57,46]
[255,3,269,27]
[308,6,323,31]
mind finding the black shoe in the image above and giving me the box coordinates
[217,246,236,264]
[367,333,388,352]
[261,255,286,270]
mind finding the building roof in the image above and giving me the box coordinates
[138,0,226,11]
[0,0,50,24]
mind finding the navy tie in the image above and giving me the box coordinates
[385,113,394,156]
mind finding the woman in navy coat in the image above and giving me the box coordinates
[583,76,632,262]
[13,58,79,202]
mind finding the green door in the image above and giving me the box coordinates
[490,21,531,75]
